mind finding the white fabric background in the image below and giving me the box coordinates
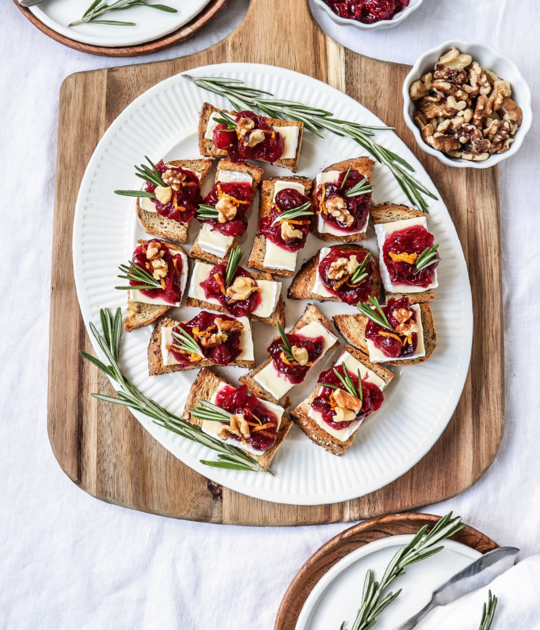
[1,0,539,628]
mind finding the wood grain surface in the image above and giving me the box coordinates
[274,513,499,630]
[13,0,231,58]
[48,0,505,525]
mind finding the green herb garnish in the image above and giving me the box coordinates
[197,204,220,221]
[349,253,371,285]
[224,247,243,288]
[70,0,177,27]
[276,321,295,362]
[271,201,313,225]
[171,328,203,359]
[356,296,393,331]
[415,244,440,274]
[115,262,162,291]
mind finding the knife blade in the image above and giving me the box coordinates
[392,546,519,630]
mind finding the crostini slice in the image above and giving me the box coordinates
[248,176,314,277]
[136,158,214,245]
[240,304,340,405]
[122,239,188,332]
[190,159,264,265]
[288,244,381,305]
[371,203,439,304]
[198,102,304,172]
[184,367,293,469]
[291,344,394,456]
[312,157,375,243]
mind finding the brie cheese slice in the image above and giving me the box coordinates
[273,126,299,159]
[312,247,334,298]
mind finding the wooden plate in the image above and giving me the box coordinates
[274,513,498,630]
[13,0,230,57]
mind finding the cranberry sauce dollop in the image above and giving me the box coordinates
[382,224,439,288]
[200,262,262,317]
[365,297,419,359]
[323,0,409,24]
[212,110,284,164]
[144,160,202,224]
[315,169,371,233]
[131,239,183,305]
[214,384,279,452]
[268,333,324,385]
[318,247,376,305]
[200,181,254,237]
[259,188,312,252]
[311,365,384,429]
[168,311,243,366]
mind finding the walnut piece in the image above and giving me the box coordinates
[410,73,433,100]
[218,413,250,440]
[325,196,353,227]
[215,196,237,223]
[333,407,357,422]
[146,241,162,261]
[469,62,491,98]
[154,185,172,205]
[437,47,472,70]
[489,80,512,112]
[244,129,265,147]
[281,221,303,241]
[500,97,523,126]
[151,257,168,280]
[333,389,362,413]
[447,150,490,161]
[199,331,227,348]
[327,255,358,280]
[215,318,244,334]
[433,67,467,84]
[162,169,185,192]
[235,117,255,138]
[226,276,259,301]
[291,346,309,366]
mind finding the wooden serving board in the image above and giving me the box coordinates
[274,513,499,630]
[48,0,504,525]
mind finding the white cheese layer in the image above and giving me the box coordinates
[312,247,334,298]
[375,217,439,293]
[204,111,224,139]
[262,180,306,272]
[366,303,426,363]
[160,315,253,367]
[198,224,234,259]
[253,320,338,400]
[187,261,282,319]
[216,170,253,185]
[274,126,299,159]
[308,351,386,442]
[130,248,188,307]
[200,383,285,456]
[138,167,201,213]
[315,170,368,236]
[315,171,341,186]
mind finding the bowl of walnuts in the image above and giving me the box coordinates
[403,40,532,168]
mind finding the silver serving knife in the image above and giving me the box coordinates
[19,0,46,7]
[393,546,519,630]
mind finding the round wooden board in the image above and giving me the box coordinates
[274,513,498,630]
[13,0,231,57]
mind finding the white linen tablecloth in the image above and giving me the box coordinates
[1,0,539,628]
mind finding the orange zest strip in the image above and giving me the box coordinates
[388,251,418,264]
[160,279,166,290]
[213,273,227,295]
[378,331,403,343]
[217,183,251,205]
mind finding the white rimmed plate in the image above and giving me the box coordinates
[29,0,212,48]
[72,63,473,505]
[296,535,481,630]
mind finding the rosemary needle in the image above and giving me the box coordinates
[70,0,177,28]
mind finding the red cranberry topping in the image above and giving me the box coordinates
[259,188,312,253]
[168,311,243,366]
[323,0,409,24]
[318,247,376,305]
[200,262,262,318]
[144,160,202,224]
[365,297,419,359]
[268,333,324,384]
[131,239,183,305]
[311,365,384,429]
[382,224,439,288]
[212,110,285,164]
[214,384,279,451]
[200,181,254,237]
[315,169,371,234]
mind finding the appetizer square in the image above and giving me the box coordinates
[333,297,437,366]
[372,203,439,303]
[248,176,314,277]
[291,345,394,456]
[312,157,374,242]
[119,239,188,332]
[198,103,303,172]
[186,248,285,327]
[288,245,381,305]
[184,368,293,469]
[190,159,264,264]
[240,304,339,405]
[148,311,255,375]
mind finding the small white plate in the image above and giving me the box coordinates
[29,0,212,48]
[296,535,481,630]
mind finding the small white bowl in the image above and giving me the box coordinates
[313,0,424,31]
[403,40,533,169]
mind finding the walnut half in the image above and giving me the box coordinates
[226,276,259,301]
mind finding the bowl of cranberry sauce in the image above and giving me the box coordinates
[314,0,423,30]
[259,188,312,252]
[201,181,254,238]
[318,247,377,305]
[365,297,420,359]
[315,170,371,234]
[131,239,184,305]
[268,333,325,385]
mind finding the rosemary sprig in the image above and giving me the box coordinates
[415,244,440,274]
[213,112,237,130]
[225,247,243,288]
[80,308,269,473]
[344,178,374,199]
[341,513,465,630]
[70,0,177,27]
[324,365,363,403]
[184,75,438,212]
[197,204,219,221]
[190,400,232,424]
[271,201,313,225]
[349,253,371,285]
[276,322,295,363]
[171,328,203,359]
[479,591,498,630]
[115,262,162,291]
[114,156,166,197]
[114,190,156,198]
[340,167,352,191]
[356,296,393,331]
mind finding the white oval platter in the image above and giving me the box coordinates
[72,62,473,505]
